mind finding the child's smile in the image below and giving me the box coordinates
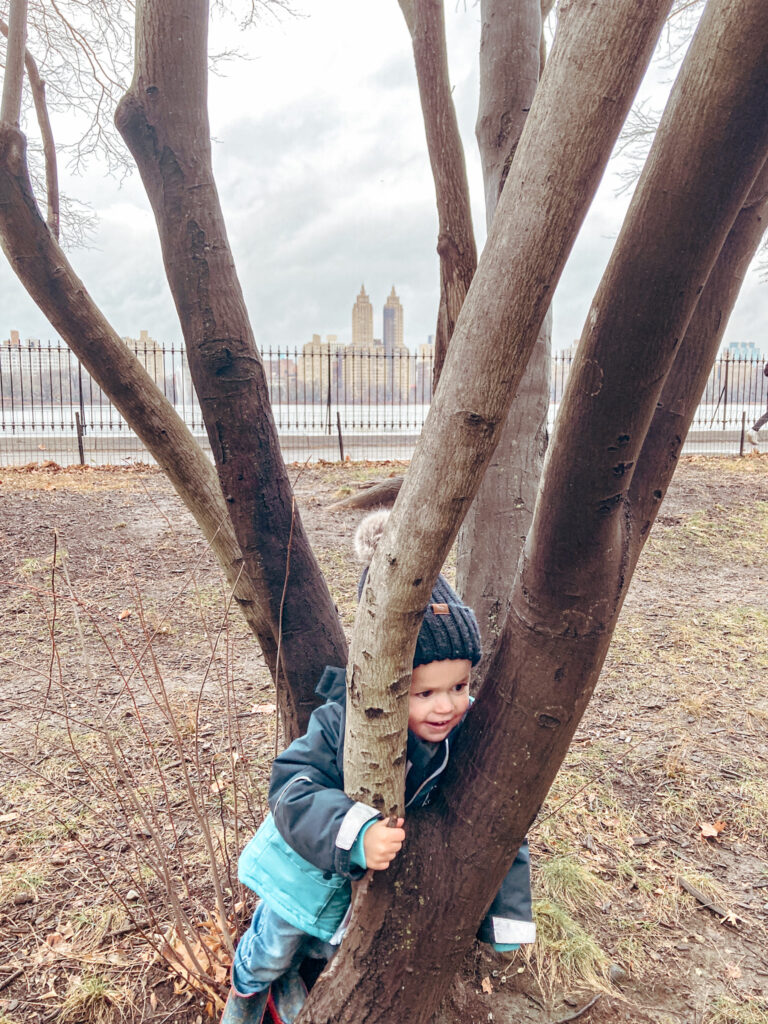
[408,658,472,741]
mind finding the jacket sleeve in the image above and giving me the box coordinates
[268,701,381,878]
[476,839,536,947]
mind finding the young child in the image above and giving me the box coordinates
[222,511,535,1024]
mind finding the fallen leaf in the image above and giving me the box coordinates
[481,976,493,994]
[150,991,158,1012]
[45,932,65,947]
[0,812,19,824]
[251,703,276,715]
[699,821,725,839]
[725,963,742,980]
[118,609,132,621]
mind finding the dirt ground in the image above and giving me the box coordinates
[0,456,767,1024]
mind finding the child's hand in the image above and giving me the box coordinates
[363,818,405,870]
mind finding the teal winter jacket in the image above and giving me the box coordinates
[239,667,535,945]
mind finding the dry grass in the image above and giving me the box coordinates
[705,995,768,1024]
[2,458,768,1023]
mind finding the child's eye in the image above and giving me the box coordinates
[454,682,468,692]
[415,690,432,699]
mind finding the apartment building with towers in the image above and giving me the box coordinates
[299,284,413,403]
[344,284,411,402]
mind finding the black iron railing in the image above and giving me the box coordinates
[0,342,765,465]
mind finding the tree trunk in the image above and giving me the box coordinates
[0,122,282,687]
[399,0,477,386]
[456,0,549,659]
[0,0,26,127]
[342,0,674,817]
[435,6,768,997]
[116,0,347,737]
[628,156,768,535]
[304,2,768,1020]
[0,17,58,236]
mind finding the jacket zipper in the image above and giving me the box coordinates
[405,740,450,808]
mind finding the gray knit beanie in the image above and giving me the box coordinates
[354,510,482,668]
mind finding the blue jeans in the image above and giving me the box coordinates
[232,901,337,996]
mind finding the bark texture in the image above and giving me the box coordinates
[456,0,549,659]
[628,157,768,536]
[304,3,767,1021]
[343,0,674,818]
[399,0,477,385]
[0,0,26,126]
[0,122,279,686]
[435,7,768,995]
[0,17,58,235]
[116,0,347,736]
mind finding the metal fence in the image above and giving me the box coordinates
[1,341,765,466]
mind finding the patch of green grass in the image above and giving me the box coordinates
[526,899,609,1007]
[0,864,51,903]
[704,995,768,1024]
[60,972,121,1023]
[17,547,68,578]
[537,855,610,913]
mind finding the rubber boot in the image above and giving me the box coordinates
[268,969,308,1024]
[220,984,270,1024]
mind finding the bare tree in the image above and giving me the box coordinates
[116,0,349,735]
[307,0,768,1019]
[3,1,768,1021]
[0,0,346,738]
[456,0,551,657]
[397,0,477,385]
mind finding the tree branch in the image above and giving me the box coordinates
[117,0,348,736]
[456,0,549,659]
[0,120,282,702]
[0,0,28,127]
[0,18,59,236]
[627,156,768,539]
[400,0,477,384]
[342,0,675,815]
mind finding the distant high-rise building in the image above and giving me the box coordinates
[382,286,404,355]
[725,340,764,360]
[352,285,374,348]
[122,329,166,389]
[298,333,345,398]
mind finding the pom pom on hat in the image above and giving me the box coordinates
[353,508,390,565]
[353,510,482,668]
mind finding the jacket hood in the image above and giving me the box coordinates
[315,665,347,703]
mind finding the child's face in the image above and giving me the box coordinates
[408,658,471,742]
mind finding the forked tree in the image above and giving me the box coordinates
[1,1,768,1022]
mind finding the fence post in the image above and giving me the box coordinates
[327,348,332,434]
[77,363,86,434]
[75,411,85,465]
[722,350,729,430]
[740,410,746,457]
[336,411,344,462]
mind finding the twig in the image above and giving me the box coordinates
[99,919,152,945]
[0,967,23,992]
[676,877,732,920]
[274,491,299,758]
[548,993,601,1023]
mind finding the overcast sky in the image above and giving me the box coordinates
[1,2,765,353]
